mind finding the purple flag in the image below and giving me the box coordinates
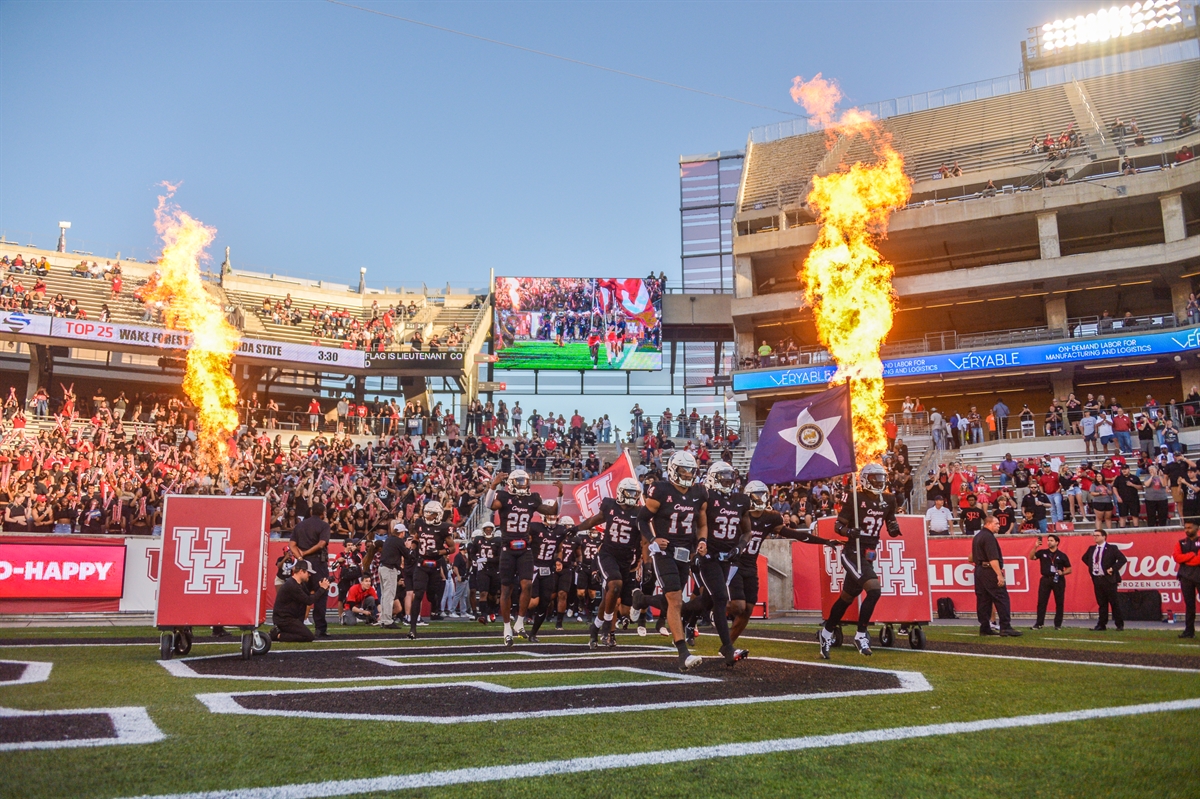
[746,383,856,485]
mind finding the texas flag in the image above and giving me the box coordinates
[572,451,637,522]
[746,383,857,485]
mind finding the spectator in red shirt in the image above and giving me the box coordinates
[307,398,322,432]
[1111,408,1134,454]
[342,575,378,625]
[1038,466,1062,523]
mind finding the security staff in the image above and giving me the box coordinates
[269,559,329,642]
[1173,520,1200,638]
[1027,533,1071,630]
[377,522,406,629]
[972,514,1022,637]
[290,502,332,638]
[1081,529,1128,631]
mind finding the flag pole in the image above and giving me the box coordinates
[849,379,863,578]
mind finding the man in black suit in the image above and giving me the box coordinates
[1082,529,1128,631]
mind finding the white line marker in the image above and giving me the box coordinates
[118,698,1200,799]
[0,659,52,685]
[947,633,1125,644]
[0,705,164,752]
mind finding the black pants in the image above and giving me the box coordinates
[1092,577,1124,628]
[275,618,315,642]
[1036,577,1065,628]
[310,572,329,635]
[1146,499,1169,527]
[1180,575,1199,634]
[974,567,1012,631]
[409,566,439,629]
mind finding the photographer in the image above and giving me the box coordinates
[269,559,329,643]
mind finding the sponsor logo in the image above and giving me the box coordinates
[927,556,1029,593]
[174,528,244,594]
[0,560,115,582]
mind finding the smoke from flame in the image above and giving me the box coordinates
[145,186,241,473]
[792,75,912,465]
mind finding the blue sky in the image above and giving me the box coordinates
[0,0,1065,290]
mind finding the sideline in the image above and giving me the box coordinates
[119,698,1200,799]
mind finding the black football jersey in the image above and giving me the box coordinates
[530,521,569,565]
[558,532,578,565]
[738,510,782,568]
[412,520,451,560]
[647,480,708,548]
[706,492,750,555]
[835,492,899,550]
[578,532,601,568]
[496,489,543,543]
[598,497,640,556]
[474,537,500,570]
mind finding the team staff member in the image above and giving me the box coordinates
[972,515,1021,637]
[1082,529,1128,631]
[290,503,332,639]
[1027,533,1071,630]
[269,560,329,642]
[1173,521,1200,638]
[377,522,406,629]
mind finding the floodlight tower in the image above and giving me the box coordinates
[57,221,71,253]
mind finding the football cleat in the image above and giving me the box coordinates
[853,631,872,656]
[631,587,645,610]
[406,631,416,641]
[719,643,737,666]
[504,635,514,648]
[680,654,703,673]
[637,624,647,637]
[516,627,529,641]
[629,604,642,623]
[658,624,671,637]
[555,620,564,631]
[527,634,539,644]
[603,633,616,648]
[685,624,697,646]
[733,648,749,662]
[819,627,835,660]
[617,617,629,630]
[477,613,488,625]
[588,626,600,650]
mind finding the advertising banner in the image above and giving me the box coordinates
[119,536,162,613]
[735,324,1200,393]
[0,310,52,337]
[155,496,270,628]
[0,540,126,599]
[815,515,933,623]
[35,318,366,370]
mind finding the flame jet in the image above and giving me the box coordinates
[791,74,912,465]
[144,185,241,474]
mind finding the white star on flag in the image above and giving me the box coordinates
[777,406,843,476]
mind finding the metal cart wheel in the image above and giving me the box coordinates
[832,625,844,647]
[880,624,895,648]
[173,628,193,656]
[909,625,927,650]
[251,629,271,656]
[159,632,174,660]
[240,632,254,660]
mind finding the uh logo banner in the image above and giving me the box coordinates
[155,496,271,628]
[815,515,933,623]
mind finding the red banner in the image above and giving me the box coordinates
[156,496,270,628]
[0,541,125,599]
[792,525,1193,616]
[815,516,932,624]
[571,453,636,523]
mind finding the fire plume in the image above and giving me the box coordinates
[792,75,912,465]
[145,187,241,473]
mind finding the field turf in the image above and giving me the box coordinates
[496,340,661,370]
[0,621,1197,798]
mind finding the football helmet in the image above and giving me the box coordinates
[745,480,769,510]
[557,515,574,527]
[860,463,888,495]
[507,469,532,495]
[667,451,698,488]
[423,501,444,524]
[617,477,643,506]
[705,461,736,494]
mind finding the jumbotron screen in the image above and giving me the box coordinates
[493,277,663,371]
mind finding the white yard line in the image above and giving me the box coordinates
[947,633,1126,644]
[0,705,163,752]
[119,698,1200,799]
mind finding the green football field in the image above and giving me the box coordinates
[496,340,662,371]
[0,620,1198,798]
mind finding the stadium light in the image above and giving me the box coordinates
[57,221,70,253]
[1037,1,1187,52]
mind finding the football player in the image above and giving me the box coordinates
[633,451,707,672]
[690,461,749,665]
[406,500,452,640]
[574,477,643,649]
[574,523,602,624]
[470,521,501,623]
[819,463,902,659]
[733,480,837,654]
[552,522,579,629]
[487,469,564,646]
[528,513,573,642]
